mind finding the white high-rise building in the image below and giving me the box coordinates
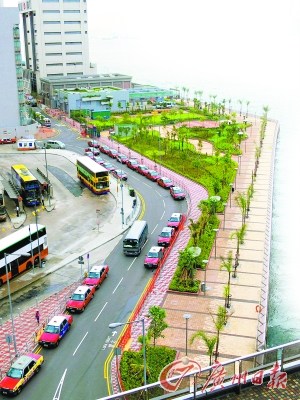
[0,5,28,136]
[19,0,96,92]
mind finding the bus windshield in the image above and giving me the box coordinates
[123,239,138,248]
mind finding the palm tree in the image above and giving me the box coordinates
[245,100,250,117]
[190,331,217,367]
[230,224,247,276]
[220,251,233,288]
[188,218,200,246]
[238,99,243,116]
[211,306,227,362]
[262,105,270,118]
[235,192,247,224]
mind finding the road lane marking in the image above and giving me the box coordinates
[151,224,158,234]
[155,190,162,197]
[73,332,88,356]
[127,257,137,271]
[162,199,165,208]
[160,210,165,220]
[53,368,67,400]
[112,277,123,294]
[143,182,152,188]
[94,302,108,322]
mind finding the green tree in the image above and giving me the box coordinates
[211,306,227,362]
[190,331,217,367]
[147,306,168,347]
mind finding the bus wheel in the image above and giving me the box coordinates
[26,262,33,271]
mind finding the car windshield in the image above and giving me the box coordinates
[147,252,158,258]
[71,293,85,301]
[151,171,158,175]
[130,160,137,165]
[44,325,60,334]
[88,272,100,278]
[160,232,170,238]
[163,178,172,183]
[174,188,182,193]
[7,368,23,379]
[170,217,179,222]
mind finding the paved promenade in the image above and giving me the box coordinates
[158,115,278,363]
[117,113,278,369]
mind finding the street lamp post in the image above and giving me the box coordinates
[213,228,219,259]
[183,313,191,356]
[202,259,209,295]
[120,179,124,228]
[234,168,238,190]
[238,155,242,175]
[109,318,147,388]
[4,252,30,355]
[223,202,227,230]
[229,183,233,207]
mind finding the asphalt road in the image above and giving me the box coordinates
[0,116,188,400]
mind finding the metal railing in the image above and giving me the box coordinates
[100,339,300,400]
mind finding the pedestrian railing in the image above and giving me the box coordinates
[101,338,300,400]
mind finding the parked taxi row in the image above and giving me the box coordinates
[88,140,187,200]
[144,212,184,269]
[0,264,109,396]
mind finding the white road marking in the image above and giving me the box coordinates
[73,332,88,356]
[143,182,152,188]
[94,302,108,322]
[160,210,165,220]
[151,224,158,234]
[53,368,67,400]
[162,199,165,208]
[112,277,123,294]
[155,190,163,197]
[130,175,140,181]
[127,258,137,271]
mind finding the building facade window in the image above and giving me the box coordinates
[64,21,81,24]
[43,21,61,24]
[63,0,80,2]
[43,10,60,13]
[66,51,82,55]
[65,41,82,45]
[64,10,80,13]
[42,0,59,2]
[45,42,62,45]
[46,53,63,56]
[44,32,62,35]
[65,31,81,34]
[67,62,83,65]
[46,63,63,66]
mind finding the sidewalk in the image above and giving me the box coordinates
[0,147,140,375]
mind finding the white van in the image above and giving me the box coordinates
[46,140,65,149]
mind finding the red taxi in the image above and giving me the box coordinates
[157,227,175,247]
[167,213,184,229]
[0,353,44,396]
[39,315,73,348]
[83,265,109,289]
[144,246,165,269]
[66,285,95,313]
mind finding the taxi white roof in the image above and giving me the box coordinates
[48,316,66,326]
[74,285,90,294]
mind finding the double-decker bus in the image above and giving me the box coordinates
[11,164,41,206]
[76,156,110,194]
[0,224,48,286]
